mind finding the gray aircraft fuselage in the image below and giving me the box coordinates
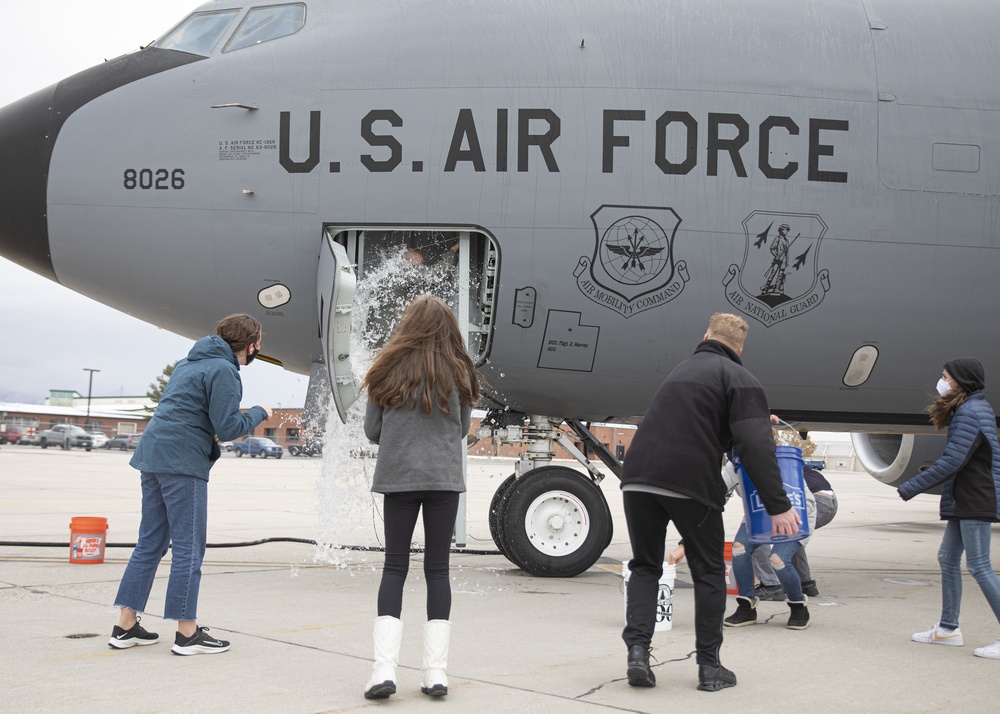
[2,0,999,432]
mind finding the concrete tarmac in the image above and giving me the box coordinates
[1,446,998,713]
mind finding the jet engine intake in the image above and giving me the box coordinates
[850,433,947,490]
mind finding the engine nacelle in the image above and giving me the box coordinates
[850,433,947,490]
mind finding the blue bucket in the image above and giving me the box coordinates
[735,445,810,544]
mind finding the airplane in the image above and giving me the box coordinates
[1,0,996,577]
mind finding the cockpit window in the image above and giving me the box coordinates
[224,4,306,53]
[155,10,240,56]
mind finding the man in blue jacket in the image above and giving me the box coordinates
[620,312,799,692]
[108,314,272,656]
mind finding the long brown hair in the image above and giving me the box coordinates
[361,295,481,414]
[927,388,969,430]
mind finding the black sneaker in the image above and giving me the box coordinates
[724,597,758,627]
[171,626,231,655]
[697,664,737,692]
[626,644,656,687]
[787,602,810,630]
[800,580,819,597]
[108,617,159,649]
[754,583,785,601]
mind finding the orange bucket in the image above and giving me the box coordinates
[723,541,738,595]
[69,517,108,564]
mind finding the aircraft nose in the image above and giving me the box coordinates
[0,85,58,281]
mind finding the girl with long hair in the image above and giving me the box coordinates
[360,295,481,699]
[898,358,1000,659]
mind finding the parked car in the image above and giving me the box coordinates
[19,432,41,446]
[106,433,142,450]
[0,425,32,445]
[219,441,233,452]
[89,432,109,448]
[288,439,322,457]
[37,424,93,451]
[232,436,283,458]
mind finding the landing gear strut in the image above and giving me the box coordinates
[478,413,621,577]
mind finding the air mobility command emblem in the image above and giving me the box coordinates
[574,205,689,318]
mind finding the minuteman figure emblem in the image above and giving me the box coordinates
[574,205,689,319]
[723,211,831,327]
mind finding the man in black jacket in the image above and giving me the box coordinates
[620,312,799,692]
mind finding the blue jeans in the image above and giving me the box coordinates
[937,518,1000,630]
[114,472,208,621]
[732,522,804,602]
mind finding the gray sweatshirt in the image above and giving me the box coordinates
[364,390,471,494]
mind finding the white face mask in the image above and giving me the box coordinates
[936,378,953,397]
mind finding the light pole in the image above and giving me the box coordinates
[83,368,100,431]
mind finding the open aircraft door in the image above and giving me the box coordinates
[317,234,359,423]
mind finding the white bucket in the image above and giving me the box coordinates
[623,561,675,632]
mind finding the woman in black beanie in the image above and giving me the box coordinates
[897,358,1000,659]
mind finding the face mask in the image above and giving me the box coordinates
[245,346,258,365]
[936,378,952,397]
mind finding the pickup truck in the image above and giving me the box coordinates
[232,436,283,458]
[37,424,94,451]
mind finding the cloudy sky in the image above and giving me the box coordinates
[1,0,308,408]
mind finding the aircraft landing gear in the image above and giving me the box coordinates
[478,414,621,577]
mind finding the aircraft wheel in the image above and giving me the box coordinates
[502,466,612,578]
[488,474,517,558]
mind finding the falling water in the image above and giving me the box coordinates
[312,247,459,565]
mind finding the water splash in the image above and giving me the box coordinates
[312,248,459,566]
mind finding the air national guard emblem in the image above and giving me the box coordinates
[574,205,689,318]
[723,211,831,327]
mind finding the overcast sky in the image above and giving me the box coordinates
[1,0,308,408]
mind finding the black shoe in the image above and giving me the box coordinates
[800,580,819,597]
[171,626,231,655]
[626,644,656,687]
[754,583,785,601]
[724,597,758,627]
[698,664,737,692]
[787,602,810,630]
[108,617,159,649]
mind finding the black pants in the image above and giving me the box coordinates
[622,491,726,667]
[377,490,460,621]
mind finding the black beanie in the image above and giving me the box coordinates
[944,358,985,393]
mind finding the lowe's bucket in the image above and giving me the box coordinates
[623,561,674,631]
[70,517,108,564]
[736,446,810,544]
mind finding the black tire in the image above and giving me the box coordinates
[262,452,268,459]
[276,454,282,459]
[488,474,517,558]
[502,466,613,578]
[289,445,300,457]
[85,447,92,452]
[235,449,243,457]
[40,439,48,449]
[120,444,127,451]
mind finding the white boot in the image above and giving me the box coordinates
[364,616,403,700]
[420,620,451,697]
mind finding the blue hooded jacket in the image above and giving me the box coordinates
[897,392,1000,522]
[130,335,268,481]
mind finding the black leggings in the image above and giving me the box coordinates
[377,490,460,620]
